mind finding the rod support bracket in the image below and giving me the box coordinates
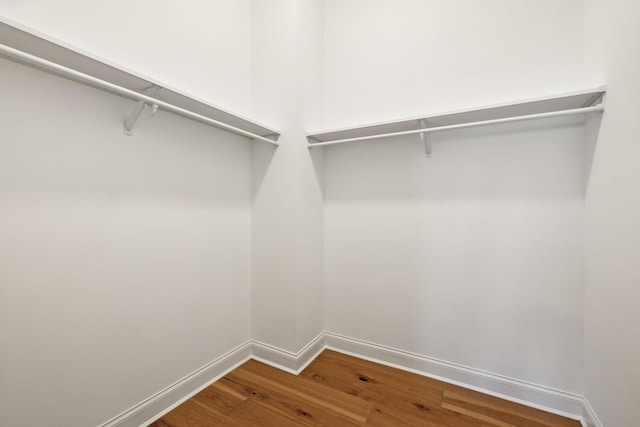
[124,85,160,136]
[419,119,431,158]
[145,102,159,117]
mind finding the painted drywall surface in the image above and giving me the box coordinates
[251,0,325,352]
[324,118,586,393]
[251,0,298,352]
[322,0,586,395]
[0,59,252,426]
[322,0,584,129]
[583,0,640,425]
[0,0,253,115]
[292,0,325,352]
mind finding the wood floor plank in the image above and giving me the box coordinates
[312,350,579,427]
[364,406,441,427]
[223,376,324,426]
[227,398,318,427]
[302,351,480,427]
[442,390,581,427]
[302,350,443,405]
[190,382,247,416]
[314,350,475,405]
[224,368,362,426]
[158,399,241,427]
[147,350,582,427]
[210,378,253,402]
[230,361,372,423]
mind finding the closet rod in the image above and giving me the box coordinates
[0,43,279,146]
[308,104,605,147]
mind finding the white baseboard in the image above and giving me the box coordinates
[582,398,603,427]
[251,332,326,374]
[98,341,252,427]
[324,331,585,422]
[97,333,326,427]
[99,331,604,427]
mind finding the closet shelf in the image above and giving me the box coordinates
[0,18,280,145]
[307,87,606,148]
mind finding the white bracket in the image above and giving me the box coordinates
[124,85,160,136]
[419,119,431,158]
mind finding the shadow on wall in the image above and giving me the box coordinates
[584,112,603,190]
[324,114,587,202]
[251,137,278,202]
[308,142,325,199]
[251,133,324,202]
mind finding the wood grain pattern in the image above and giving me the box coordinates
[148,350,581,427]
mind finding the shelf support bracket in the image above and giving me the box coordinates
[419,119,431,158]
[124,85,160,136]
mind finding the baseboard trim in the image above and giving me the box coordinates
[582,398,603,427]
[98,334,326,427]
[324,331,585,422]
[251,332,326,374]
[99,331,603,427]
[98,341,252,427]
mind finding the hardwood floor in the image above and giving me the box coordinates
[148,350,581,426]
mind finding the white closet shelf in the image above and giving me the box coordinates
[0,18,280,145]
[307,87,606,148]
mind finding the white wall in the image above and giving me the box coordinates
[0,6,254,427]
[0,0,253,115]
[322,0,584,129]
[251,0,325,352]
[250,0,298,350]
[323,0,586,394]
[583,0,640,425]
[3,1,633,425]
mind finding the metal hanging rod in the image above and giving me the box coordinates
[308,104,605,148]
[0,43,279,146]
